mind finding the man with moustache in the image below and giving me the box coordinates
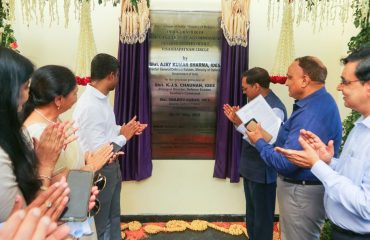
[276,47,370,239]
[247,56,342,240]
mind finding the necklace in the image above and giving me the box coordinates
[34,109,57,124]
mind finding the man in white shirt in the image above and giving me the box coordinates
[73,53,147,240]
[275,46,370,239]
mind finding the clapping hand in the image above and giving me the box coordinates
[223,104,242,126]
[0,178,71,240]
[299,129,334,164]
[120,116,140,141]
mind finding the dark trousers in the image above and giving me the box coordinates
[332,226,370,240]
[95,162,122,240]
[243,178,276,240]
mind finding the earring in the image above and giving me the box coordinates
[57,106,60,110]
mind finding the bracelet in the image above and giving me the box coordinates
[39,175,52,180]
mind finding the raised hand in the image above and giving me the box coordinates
[34,123,64,173]
[134,122,148,135]
[84,144,114,172]
[223,104,242,125]
[299,129,334,163]
[27,177,70,222]
[275,136,321,168]
[0,207,70,240]
[120,116,140,141]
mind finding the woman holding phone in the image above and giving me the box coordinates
[22,65,115,239]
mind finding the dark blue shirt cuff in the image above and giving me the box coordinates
[255,138,269,152]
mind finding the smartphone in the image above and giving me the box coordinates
[111,142,122,153]
[245,118,258,131]
[60,170,93,222]
[245,118,273,142]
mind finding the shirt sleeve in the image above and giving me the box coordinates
[272,108,285,122]
[0,149,19,222]
[256,109,332,175]
[312,160,370,219]
[74,106,127,152]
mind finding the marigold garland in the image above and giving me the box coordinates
[121,220,249,238]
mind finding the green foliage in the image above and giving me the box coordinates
[348,0,370,52]
[0,1,17,50]
[320,220,332,240]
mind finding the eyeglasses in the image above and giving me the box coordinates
[93,173,106,191]
[340,78,361,86]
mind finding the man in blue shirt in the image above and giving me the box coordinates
[247,56,342,240]
[224,67,287,240]
[276,47,370,239]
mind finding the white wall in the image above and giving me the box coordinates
[12,0,357,215]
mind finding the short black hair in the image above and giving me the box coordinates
[341,46,370,83]
[90,53,119,80]
[295,56,327,83]
[242,67,270,88]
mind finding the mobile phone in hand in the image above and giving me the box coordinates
[60,170,93,222]
[245,118,273,142]
[111,142,122,153]
[245,118,258,131]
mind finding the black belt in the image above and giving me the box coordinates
[330,221,370,237]
[280,177,322,185]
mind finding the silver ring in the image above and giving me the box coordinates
[45,201,52,209]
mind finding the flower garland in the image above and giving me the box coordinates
[75,76,91,85]
[271,0,294,77]
[16,0,119,26]
[221,0,250,47]
[75,0,96,78]
[270,75,287,84]
[0,1,17,50]
[267,0,357,32]
[121,220,249,238]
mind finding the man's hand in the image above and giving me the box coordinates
[245,123,264,144]
[120,116,140,141]
[223,104,242,126]
[299,129,334,164]
[275,136,322,168]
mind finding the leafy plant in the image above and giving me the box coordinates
[320,2,369,240]
[0,1,18,50]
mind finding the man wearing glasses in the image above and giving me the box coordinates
[247,56,342,240]
[276,47,370,239]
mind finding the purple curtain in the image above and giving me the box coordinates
[114,38,152,181]
[213,34,249,183]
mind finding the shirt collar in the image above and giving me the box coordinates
[295,87,327,108]
[86,84,107,100]
[356,115,370,129]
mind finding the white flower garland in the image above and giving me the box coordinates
[119,0,150,44]
[267,0,368,32]
[75,0,97,77]
[12,0,119,26]
[271,0,294,76]
[221,0,250,47]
